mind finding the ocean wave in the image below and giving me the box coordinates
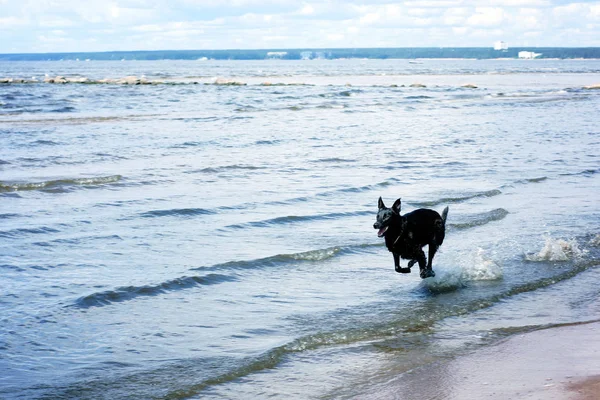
[170,140,217,148]
[318,89,363,98]
[29,139,61,146]
[0,226,60,238]
[410,189,502,207]
[405,95,433,100]
[0,175,122,193]
[139,208,216,218]
[51,106,76,113]
[74,273,238,308]
[224,210,372,230]
[0,213,21,219]
[191,164,266,174]
[313,157,356,163]
[560,168,599,177]
[261,177,402,207]
[448,208,509,230]
[519,176,548,184]
[255,139,282,145]
[193,244,379,273]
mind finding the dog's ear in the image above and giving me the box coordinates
[392,198,401,214]
[378,197,385,209]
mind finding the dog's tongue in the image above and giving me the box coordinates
[377,226,388,237]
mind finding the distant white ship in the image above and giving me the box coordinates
[518,51,542,59]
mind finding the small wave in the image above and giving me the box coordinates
[170,140,214,148]
[319,89,362,98]
[589,234,600,247]
[30,139,60,146]
[314,157,355,163]
[139,208,216,218]
[405,95,433,100]
[170,116,219,122]
[199,165,265,173]
[522,176,548,183]
[0,159,10,165]
[0,213,20,219]
[74,273,237,308]
[449,208,509,230]
[51,106,76,113]
[261,178,401,208]
[0,226,60,238]
[526,236,586,262]
[255,139,281,145]
[193,244,378,273]
[411,189,502,207]
[163,327,382,399]
[560,168,599,177]
[0,175,122,192]
[224,210,372,230]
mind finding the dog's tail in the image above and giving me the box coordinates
[441,206,449,224]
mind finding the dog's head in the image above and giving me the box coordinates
[374,197,401,237]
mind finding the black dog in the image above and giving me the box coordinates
[374,197,448,279]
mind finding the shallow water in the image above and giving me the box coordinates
[1,59,600,399]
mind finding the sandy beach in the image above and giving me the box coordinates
[368,321,600,400]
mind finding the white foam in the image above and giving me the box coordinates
[461,248,503,281]
[526,236,585,262]
[589,234,600,247]
[422,248,502,292]
[422,267,464,292]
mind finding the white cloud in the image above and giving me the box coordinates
[326,33,344,41]
[480,0,550,6]
[452,26,469,35]
[1,0,600,52]
[0,16,28,28]
[467,7,506,26]
[359,12,381,26]
[404,1,463,7]
[297,3,314,15]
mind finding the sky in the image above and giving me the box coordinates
[0,0,599,53]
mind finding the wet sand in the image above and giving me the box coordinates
[368,321,600,399]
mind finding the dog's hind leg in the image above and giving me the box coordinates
[415,250,432,279]
[427,243,439,270]
[423,243,438,278]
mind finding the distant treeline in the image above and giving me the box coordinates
[1,47,600,61]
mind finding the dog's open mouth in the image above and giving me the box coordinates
[377,226,388,237]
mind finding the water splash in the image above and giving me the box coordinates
[589,234,600,247]
[462,248,504,281]
[422,248,503,293]
[526,236,586,262]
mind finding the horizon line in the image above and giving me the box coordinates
[2,46,600,56]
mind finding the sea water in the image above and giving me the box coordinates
[1,59,599,399]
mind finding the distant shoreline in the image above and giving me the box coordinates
[2,47,600,61]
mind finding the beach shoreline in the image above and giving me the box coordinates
[366,321,600,399]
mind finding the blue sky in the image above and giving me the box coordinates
[0,1,599,53]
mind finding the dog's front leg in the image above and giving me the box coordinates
[394,253,411,273]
